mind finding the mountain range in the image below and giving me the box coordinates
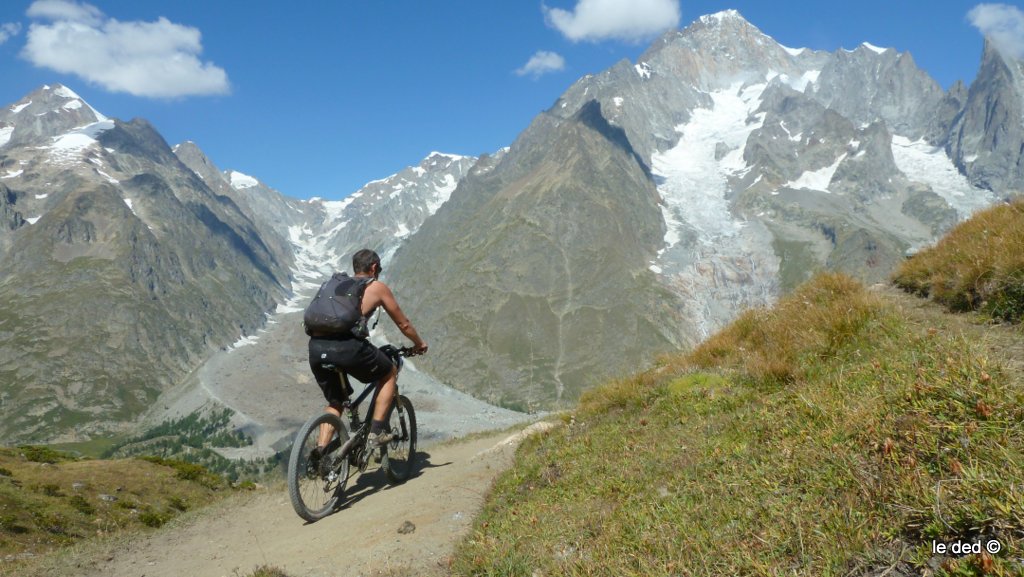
[0,10,1020,443]
[385,11,1015,409]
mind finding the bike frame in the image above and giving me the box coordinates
[328,346,407,458]
[341,372,382,437]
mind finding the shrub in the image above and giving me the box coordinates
[137,456,225,489]
[38,483,62,497]
[31,512,71,536]
[167,496,189,512]
[138,508,172,528]
[68,495,95,516]
[18,446,71,464]
[0,514,29,535]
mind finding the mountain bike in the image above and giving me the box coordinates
[287,344,418,522]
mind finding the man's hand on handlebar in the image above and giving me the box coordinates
[410,342,428,356]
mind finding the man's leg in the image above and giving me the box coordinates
[368,365,398,448]
[317,405,342,448]
[372,365,398,422]
[309,342,345,451]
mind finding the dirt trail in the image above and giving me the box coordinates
[35,424,553,577]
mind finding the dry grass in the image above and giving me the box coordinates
[894,198,1024,322]
[451,273,1024,576]
[680,272,889,384]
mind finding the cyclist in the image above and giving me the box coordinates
[308,249,428,453]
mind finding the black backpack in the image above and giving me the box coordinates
[303,272,373,338]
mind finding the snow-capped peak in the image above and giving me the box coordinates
[41,84,109,122]
[426,151,467,162]
[861,42,890,54]
[52,85,83,100]
[229,170,259,189]
[842,43,892,55]
[780,45,808,57]
[700,9,744,25]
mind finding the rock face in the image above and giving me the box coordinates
[0,85,291,442]
[810,46,946,139]
[949,40,1024,194]
[388,102,681,410]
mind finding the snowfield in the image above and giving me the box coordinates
[891,136,994,217]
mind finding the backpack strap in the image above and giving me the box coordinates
[370,304,382,331]
[359,277,384,332]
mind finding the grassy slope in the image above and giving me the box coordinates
[0,446,233,567]
[451,274,1024,576]
[894,197,1024,322]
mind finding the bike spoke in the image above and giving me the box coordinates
[288,413,350,522]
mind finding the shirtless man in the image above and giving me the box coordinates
[307,249,428,449]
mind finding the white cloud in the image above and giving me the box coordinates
[969,3,1024,60]
[27,0,102,25]
[22,0,230,98]
[516,50,566,78]
[0,22,21,45]
[544,0,680,43]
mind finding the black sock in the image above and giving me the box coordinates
[370,419,386,435]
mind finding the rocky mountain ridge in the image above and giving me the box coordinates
[0,85,294,442]
[949,39,1024,192]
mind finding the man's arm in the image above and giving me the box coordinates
[372,282,428,353]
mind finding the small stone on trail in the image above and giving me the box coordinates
[398,520,416,534]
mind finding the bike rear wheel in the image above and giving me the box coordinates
[383,394,417,482]
[287,412,350,522]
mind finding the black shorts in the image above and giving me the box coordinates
[308,338,394,408]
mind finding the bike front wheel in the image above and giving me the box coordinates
[287,412,350,522]
[382,394,417,483]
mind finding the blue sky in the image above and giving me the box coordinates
[0,0,1019,200]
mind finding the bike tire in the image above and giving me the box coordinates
[382,394,417,483]
[287,412,350,522]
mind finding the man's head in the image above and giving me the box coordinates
[352,249,382,277]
